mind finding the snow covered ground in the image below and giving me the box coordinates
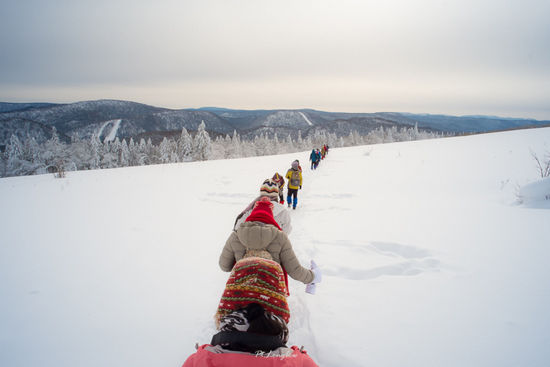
[1,128,550,367]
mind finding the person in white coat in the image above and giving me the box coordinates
[234,178,292,235]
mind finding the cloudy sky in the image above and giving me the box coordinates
[1,0,549,119]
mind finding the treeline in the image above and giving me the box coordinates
[1,121,445,178]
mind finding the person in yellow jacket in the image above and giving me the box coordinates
[285,160,302,210]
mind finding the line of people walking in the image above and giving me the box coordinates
[309,144,329,170]
[183,157,327,366]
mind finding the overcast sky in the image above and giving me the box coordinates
[1,0,549,119]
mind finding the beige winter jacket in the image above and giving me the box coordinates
[219,221,314,284]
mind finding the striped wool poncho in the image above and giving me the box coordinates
[215,256,290,325]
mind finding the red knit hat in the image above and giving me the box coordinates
[245,197,282,230]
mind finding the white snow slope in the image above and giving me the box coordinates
[2,128,550,367]
[299,111,314,126]
[97,119,122,142]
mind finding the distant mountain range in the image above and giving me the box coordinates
[1,99,549,148]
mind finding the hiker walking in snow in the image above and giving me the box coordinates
[234,178,292,234]
[272,172,285,204]
[315,149,321,168]
[285,160,302,209]
[218,197,322,322]
[309,149,319,170]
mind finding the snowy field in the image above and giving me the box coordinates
[1,128,550,367]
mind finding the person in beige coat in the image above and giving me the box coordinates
[219,197,321,287]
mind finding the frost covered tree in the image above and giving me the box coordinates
[221,135,232,159]
[159,137,172,164]
[385,127,394,143]
[231,130,243,158]
[0,149,6,177]
[119,139,130,167]
[210,136,226,160]
[412,122,420,140]
[272,133,280,155]
[89,134,102,169]
[68,134,92,170]
[111,138,122,167]
[285,134,295,152]
[23,138,41,166]
[193,121,212,161]
[0,119,448,178]
[100,141,118,169]
[177,128,194,162]
[254,133,272,156]
[42,127,69,173]
[311,129,327,147]
[127,138,140,166]
[297,131,303,148]
[365,127,384,144]
[6,135,25,176]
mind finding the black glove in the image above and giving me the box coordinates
[300,185,302,189]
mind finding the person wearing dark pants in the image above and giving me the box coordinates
[287,188,298,209]
[285,160,302,210]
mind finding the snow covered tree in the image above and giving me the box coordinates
[5,135,26,176]
[385,127,394,143]
[254,132,272,156]
[0,148,6,177]
[366,127,384,144]
[177,127,193,161]
[285,134,295,152]
[120,139,130,167]
[231,130,243,158]
[89,134,102,169]
[42,127,69,174]
[272,133,280,154]
[111,138,122,167]
[126,138,139,166]
[311,129,326,147]
[22,138,41,166]
[193,121,212,161]
[159,137,171,164]
[68,134,92,171]
[297,131,303,149]
[100,141,118,169]
[135,138,148,165]
[210,136,226,160]
[412,122,420,140]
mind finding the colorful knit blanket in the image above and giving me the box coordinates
[216,257,290,325]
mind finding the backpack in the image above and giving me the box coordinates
[243,248,289,296]
[290,170,300,187]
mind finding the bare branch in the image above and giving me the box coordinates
[531,150,550,178]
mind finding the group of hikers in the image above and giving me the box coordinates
[182,156,328,367]
[309,144,329,170]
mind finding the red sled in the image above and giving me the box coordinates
[182,344,319,367]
